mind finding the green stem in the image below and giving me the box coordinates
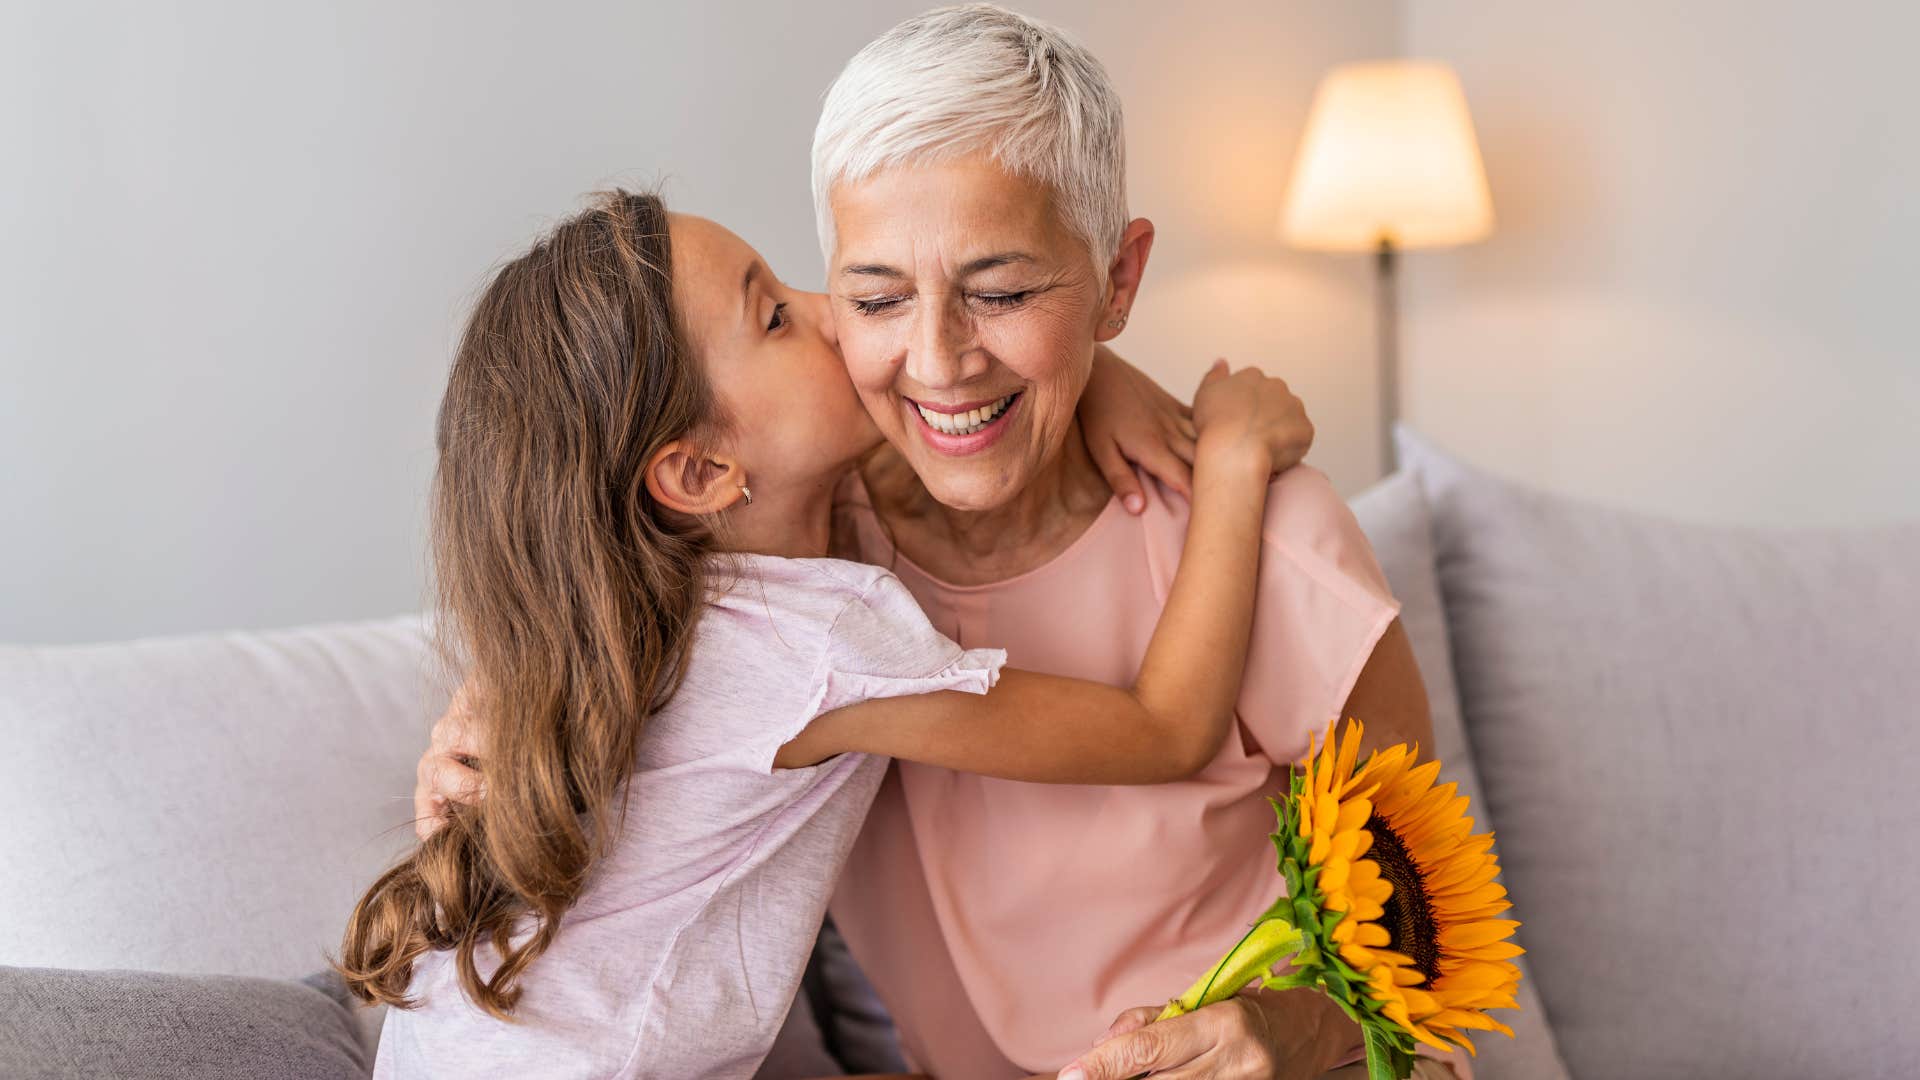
[1155,913,1303,1021]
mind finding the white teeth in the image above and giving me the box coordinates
[916,394,1013,436]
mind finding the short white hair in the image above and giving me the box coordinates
[811,4,1128,277]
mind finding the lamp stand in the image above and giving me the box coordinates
[1374,237,1400,476]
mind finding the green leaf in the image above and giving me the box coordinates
[1282,860,1303,897]
[1320,908,1345,939]
[1329,954,1366,984]
[1364,1025,1414,1080]
[1261,970,1317,991]
[1293,897,1319,929]
[1320,966,1353,1003]
[1257,894,1294,924]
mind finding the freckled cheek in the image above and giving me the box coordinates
[838,331,908,404]
[836,347,904,431]
[981,323,1090,433]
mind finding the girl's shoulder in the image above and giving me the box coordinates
[702,553,926,669]
[708,553,972,682]
[712,552,897,610]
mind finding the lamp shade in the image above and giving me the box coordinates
[1281,61,1494,251]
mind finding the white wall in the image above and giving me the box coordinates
[1,1,1398,644]
[1400,0,1920,527]
[24,2,1905,644]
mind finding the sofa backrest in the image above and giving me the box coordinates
[0,616,443,981]
[1351,469,1572,1080]
[1395,427,1920,1079]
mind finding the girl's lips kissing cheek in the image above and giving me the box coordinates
[905,392,1022,455]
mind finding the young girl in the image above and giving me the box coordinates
[339,190,1303,1079]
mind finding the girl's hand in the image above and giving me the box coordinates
[1079,346,1199,513]
[1191,359,1314,482]
[411,686,486,841]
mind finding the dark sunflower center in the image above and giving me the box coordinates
[1366,813,1441,984]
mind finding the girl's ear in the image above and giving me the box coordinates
[645,441,747,515]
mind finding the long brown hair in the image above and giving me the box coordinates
[336,190,723,1018]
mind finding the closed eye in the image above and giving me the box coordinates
[973,291,1031,310]
[850,297,905,316]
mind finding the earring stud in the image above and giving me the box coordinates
[739,484,753,506]
[1107,312,1127,330]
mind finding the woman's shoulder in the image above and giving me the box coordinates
[1135,460,1344,537]
[1134,463,1393,605]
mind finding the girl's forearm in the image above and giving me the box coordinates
[1126,440,1272,759]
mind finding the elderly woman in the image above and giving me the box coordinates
[418,6,1457,1079]
[805,10,1453,1080]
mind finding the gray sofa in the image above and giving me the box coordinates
[4,430,1915,1079]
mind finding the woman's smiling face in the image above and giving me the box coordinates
[826,155,1113,512]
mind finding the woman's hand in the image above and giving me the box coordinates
[1191,359,1315,481]
[1059,986,1355,1080]
[411,685,486,841]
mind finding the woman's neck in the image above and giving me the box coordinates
[861,418,1113,586]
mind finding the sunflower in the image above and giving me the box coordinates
[1157,718,1523,1079]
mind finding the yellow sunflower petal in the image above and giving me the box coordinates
[1428,1009,1515,1039]
[1433,964,1519,993]
[1330,828,1372,864]
[1383,759,1443,808]
[1354,743,1409,783]
[1332,719,1363,784]
[1340,944,1377,970]
[1333,795,1372,835]
[1444,1030,1479,1057]
[1450,941,1526,962]
[1321,858,1350,891]
[1435,882,1508,908]
[1403,1022,1456,1054]
[1390,965,1428,986]
[1440,920,1523,950]
[1428,857,1501,895]
[1354,923,1391,947]
[1314,727,1339,798]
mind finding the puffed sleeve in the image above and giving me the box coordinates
[1232,466,1401,765]
[750,571,1005,774]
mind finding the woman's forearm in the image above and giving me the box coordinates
[1338,618,1435,758]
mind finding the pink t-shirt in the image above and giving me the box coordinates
[830,465,1403,1075]
[374,554,1005,1080]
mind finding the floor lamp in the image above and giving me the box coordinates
[1279,61,1496,475]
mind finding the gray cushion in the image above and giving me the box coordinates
[0,616,443,984]
[1351,471,1570,1080]
[755,919,907,1079]
[0,966,368,1080]
[1398,427,1920,1080]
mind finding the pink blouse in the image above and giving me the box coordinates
[829,465,1403,1075]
